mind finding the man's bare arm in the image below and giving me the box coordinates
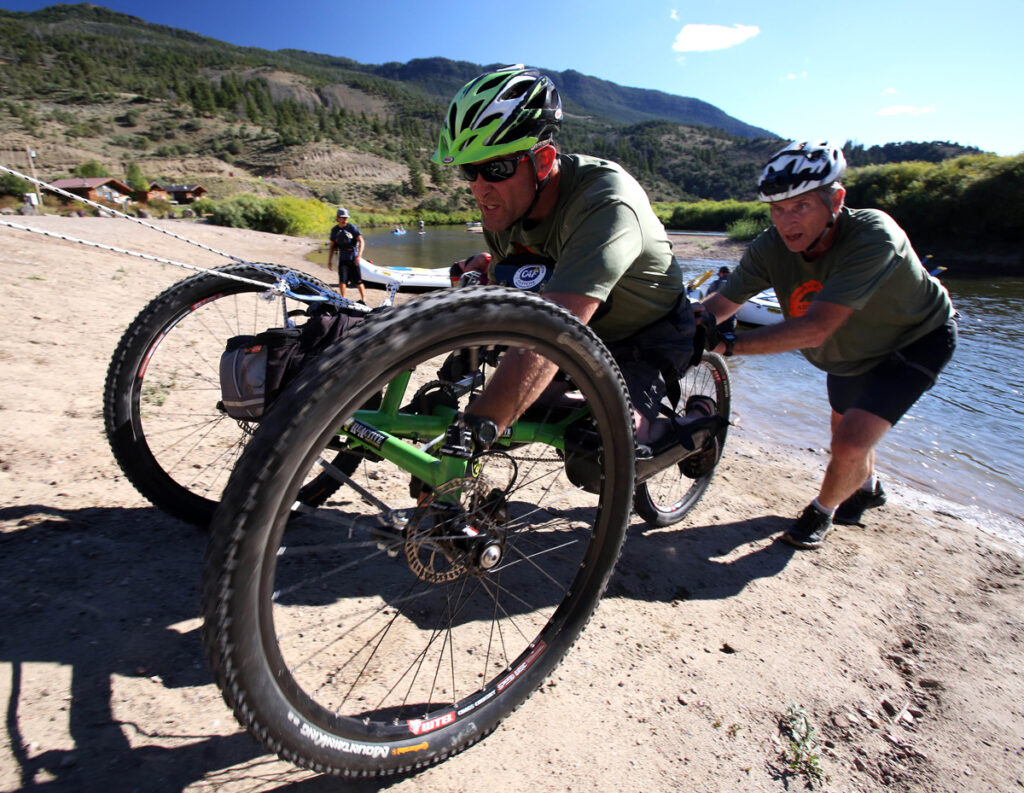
[464,291,600,433]
[712,299,854,356]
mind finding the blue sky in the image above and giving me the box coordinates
[4,0,1021,155]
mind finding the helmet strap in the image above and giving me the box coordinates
[803,190,841,256]
[803,219,834,256]
[516,145,556,227]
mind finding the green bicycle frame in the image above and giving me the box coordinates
[337,370,589,494]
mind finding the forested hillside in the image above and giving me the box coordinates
[0,3,983,211]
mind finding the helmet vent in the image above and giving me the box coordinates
[478,73,509,94]
[464,99,484,126]
[477,112,502,129]
[499,80,529,101]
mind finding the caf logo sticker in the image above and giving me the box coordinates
[513,265,547,290]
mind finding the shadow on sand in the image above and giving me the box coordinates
[0,501,795,791]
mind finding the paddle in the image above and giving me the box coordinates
[685,269,715,296]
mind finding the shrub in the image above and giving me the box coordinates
[262,197,335,236]
[0,172,33,197]
[665,199,768,232]
[195,195,335,236]
[146,197,172,216]
[74,159,109,178]
[726,217,767,241]
[845,153,1024,247]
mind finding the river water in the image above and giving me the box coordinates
[361,225,1024,545]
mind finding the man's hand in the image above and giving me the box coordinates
[450,252,492,286]
[456,252,492,275]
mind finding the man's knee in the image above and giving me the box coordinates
[830,409,891,462]
[829,436,873,467]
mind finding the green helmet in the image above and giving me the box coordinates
[432,65,563,165]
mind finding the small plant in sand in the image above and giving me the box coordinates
[142,372,178,408]
[779,703,826,786]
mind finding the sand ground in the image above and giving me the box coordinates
[1,216,1021,792]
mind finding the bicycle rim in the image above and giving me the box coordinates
[634,352,730,527]
[203,288,636,775]
[104,264,348,527]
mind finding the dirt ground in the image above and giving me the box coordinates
[1,216,1022,793]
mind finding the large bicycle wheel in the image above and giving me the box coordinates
[633,351,730,527]
[104,263,355,527]
[202,287,636,776]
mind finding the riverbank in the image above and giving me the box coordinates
[669,231,749,264]
[1,217,1021,793]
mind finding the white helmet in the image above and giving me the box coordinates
[757,141,846,202]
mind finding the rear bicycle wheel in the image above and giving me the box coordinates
[633,352,730,527]
[202,287,636,776]
[103,263,354,527]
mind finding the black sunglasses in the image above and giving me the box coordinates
[459,153,530,183]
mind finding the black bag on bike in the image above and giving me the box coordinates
[219,304,364,420]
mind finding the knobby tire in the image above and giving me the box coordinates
[201,287,636,776]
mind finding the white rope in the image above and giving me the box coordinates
[0,218,281,288]
[0,162,256,266]
[0,162,367,303]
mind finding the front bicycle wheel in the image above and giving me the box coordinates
[104,263,354,527]
[633,351,730,527]
[202,287,636,776]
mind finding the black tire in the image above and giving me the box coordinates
[633,352,730,527]
[104,263,355,528]
[202,287,636,776]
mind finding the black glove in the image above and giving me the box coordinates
[690,309,721,367]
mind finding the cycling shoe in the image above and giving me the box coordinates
[635,404,726,483]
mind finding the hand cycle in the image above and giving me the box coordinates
[104,264,729,530]
[106,264,729,776]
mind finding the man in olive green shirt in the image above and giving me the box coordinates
[702,141,956,549]
[434,66,707,461]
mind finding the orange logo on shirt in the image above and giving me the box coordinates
[789,280,823,317]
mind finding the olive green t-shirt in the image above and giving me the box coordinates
[721,207,954,375]
[484,154,681,342]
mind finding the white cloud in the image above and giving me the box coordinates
[876,104,936,116]
[881,87,897,95]
[670,9,679,20]
[784,71,808,81]
[672,23,760,53]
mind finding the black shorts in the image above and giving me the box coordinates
[338,259,362,287]
[827,318,957,425]
[604,296,697,421]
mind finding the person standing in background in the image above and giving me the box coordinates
[329,207,366,303]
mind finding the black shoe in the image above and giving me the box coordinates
[635,399,725,483]
[781,505,833,550]
[678,395,722,478]
[834,481,887,526]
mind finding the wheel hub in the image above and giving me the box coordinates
[401,476,510,582]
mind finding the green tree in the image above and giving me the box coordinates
[405,156,426,197]
[124,159,148,190]
[74,159,109,178]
